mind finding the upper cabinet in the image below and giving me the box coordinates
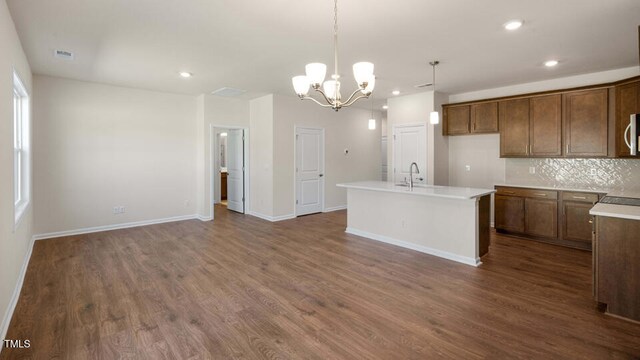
[563,89,609,157]
[443,76,640,158]
[444,102,498,135]
[444,105,470,135]
[615,80,640,157]
[499,95,562,157]
[471,102,499,133]
[530,94,562,156]
[499,98,529,156]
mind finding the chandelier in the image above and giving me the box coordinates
[291,0,375,111]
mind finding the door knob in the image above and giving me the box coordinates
[319,174,324,177]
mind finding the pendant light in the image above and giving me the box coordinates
[368,101,376,130]
[429,61,440,125]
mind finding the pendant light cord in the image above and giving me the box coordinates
[334,0,338,79]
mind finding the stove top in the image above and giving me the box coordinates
[599,196,640,207]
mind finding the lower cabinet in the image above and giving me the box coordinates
[594,216,640,322]
[495,195,524,233]
[525,198,558,238]
[495,186,602,250]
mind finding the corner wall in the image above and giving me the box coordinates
[0,0,34,343]
[32,76,198,235]
[272,94,382,218]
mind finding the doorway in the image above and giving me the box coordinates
[295,127,325,216]
[213,127,246,214]
[392,123,427,185]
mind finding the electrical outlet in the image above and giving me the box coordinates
[113,207,119,214]
[590,168,597,176]
[119,206,126,213]
[465,165,471,172]
[529,166,536,174]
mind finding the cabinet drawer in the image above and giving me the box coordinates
[495,187,526,197]
[520,189,558,200]
[562,192,599,203]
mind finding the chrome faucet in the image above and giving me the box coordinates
[409,162,420,189]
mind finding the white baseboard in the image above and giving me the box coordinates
[0,234,35,350]
[33,214,200,241]
[345,227,481,267]
[247,211,296,222]
[323,205,347,213]
[490,221,495,228]
[198,215,213,222]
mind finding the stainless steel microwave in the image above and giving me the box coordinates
[625,114,640,155]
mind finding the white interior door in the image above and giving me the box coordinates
[226,129,245,213]
[393,124,427,185]
[296,128,324,216]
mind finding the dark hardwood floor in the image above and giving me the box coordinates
[2,206,640,359]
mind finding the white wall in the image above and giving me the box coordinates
[0,0,33,342]
[33,76,198,234]
[249,95,274,217]
[387,91,448,185]
[272,94,382,217]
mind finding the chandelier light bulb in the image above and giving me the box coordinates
[368,119,376,130]
[305,63,327,86]
[292,75,311,96]
[353,62,374,86]
[323,80,341,100]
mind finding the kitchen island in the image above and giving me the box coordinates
[337,181,495,267]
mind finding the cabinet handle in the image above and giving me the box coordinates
[589,218,594,224]
[566,144,569,154]
[503,191,515,194]
[534,193,547,197]
[572,196,587,200]
[525,145,528,155]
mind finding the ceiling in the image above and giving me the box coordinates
[6,0,640,106]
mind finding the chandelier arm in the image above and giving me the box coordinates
[342,88,369,107]
[313,87,335,106]
[301,95,335,108]
[342,93,370,108]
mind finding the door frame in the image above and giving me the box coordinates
[293,126,325,217]
[210,124,250,219]
[391,122,427,184]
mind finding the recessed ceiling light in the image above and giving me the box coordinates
[179,72,193,78]
[544,60,559,67]
[392,90,400,96]
[504,20,523,31]
[382,105,388,110]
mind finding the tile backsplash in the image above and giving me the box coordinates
[506,158,640,191]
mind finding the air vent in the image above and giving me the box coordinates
[54,50,74,60]
[211,87,246,97]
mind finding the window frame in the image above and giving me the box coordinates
[13,70,30,227]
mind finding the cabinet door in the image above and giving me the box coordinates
[563,201,593,243]
[530,94,562,156]
[525,198,558,238]
[615,81,640,157]
[499,98,530,157]
[495,195,525,233]
[471,102,499,133]
[445,105,470,135]
[564,89,609,157]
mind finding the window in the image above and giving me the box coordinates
[13,71,29,225]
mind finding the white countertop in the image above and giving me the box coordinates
[590,203,640,221]
[494,183,610,194]
[337,181,495,200]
